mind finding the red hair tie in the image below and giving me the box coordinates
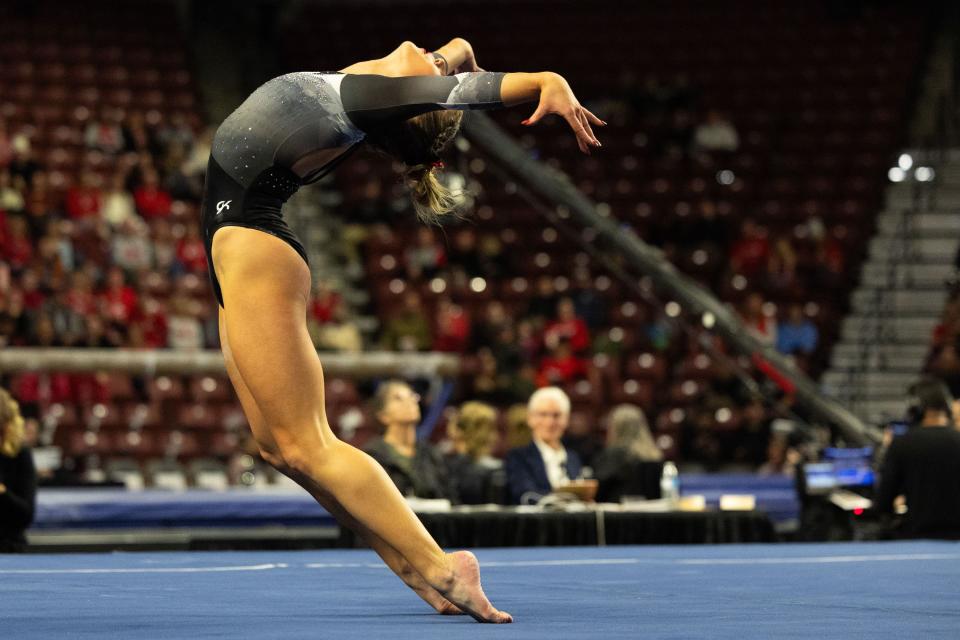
[431,161,445,169]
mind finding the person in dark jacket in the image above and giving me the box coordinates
[505,386,583,504]
[0,387,36,552]
[875,377,960,539]
[592,404,664,503]
[364,379,458,502]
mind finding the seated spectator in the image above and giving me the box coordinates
[111,217,153,272]
[65,270,98,317]
[41,288,86,347]
[99,266,139,327]
[404,226,445,280]
[765,235,798,293]
[740,292,777,346]
[2,216,34,273]
[311,304,363,353]
[46,220,76,273]
[490,323,523,373]
[380,291,432,352]
[0,387,36,553]
[65,171,103,222]
[729,219,770,278]
[167,286,204,350]
[693,109,739,152]
[544,297,591,353]
[364,380,457,501]
[445,401,506,504]
[309,279,342,325]
[150,218,178,273]
[570,267,607,330]
[19,268,45,311]
[471,300,509,350]
[757,433,799,477]
[156,112,194,153]
[136,295,169,349]
[84,107,125,154]
[537,338,588,386]
[433,297,471,353]
[505,386,584,504]
[593,404,664,503]
[123,110,160,156]
[526,275,558,324]
[0,119,11,167]
[776,303,819,356]
[516,318,542,363]
[805,217,845,288]
[175,223,207,273]
[0,289,29,347]
[81,313,123,348]
[101,171,137,228]
[133,169,172,219]
[7,135,39,188]
[0,169,24,213]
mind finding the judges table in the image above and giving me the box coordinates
[28,488,776,551]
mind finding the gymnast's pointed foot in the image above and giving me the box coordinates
[413,583,463,615]
[438,551,513,623]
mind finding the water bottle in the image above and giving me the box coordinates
[660,461,679,506]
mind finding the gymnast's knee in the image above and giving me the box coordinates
[269,430,339,478]
[257,446,288,473]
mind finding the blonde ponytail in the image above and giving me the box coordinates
[363,109,466,224]
[404,162,464,225]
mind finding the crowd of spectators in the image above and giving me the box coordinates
[0,29,889,485]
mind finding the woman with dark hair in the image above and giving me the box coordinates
[363,380,456,502]
[201,39,603,623]
[0,387,36,553]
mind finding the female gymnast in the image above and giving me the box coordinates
[200,38,604,623]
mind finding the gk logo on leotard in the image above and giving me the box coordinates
[216,200,232,215]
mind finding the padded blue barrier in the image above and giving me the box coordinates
[680,473,800,525]
[34,488,335,529]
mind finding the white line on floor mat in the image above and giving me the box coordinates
[677,553,960,566]
[0,563,281,575]
[303,554,960,570]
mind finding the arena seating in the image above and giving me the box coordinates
[0,0,931,484]
[282,2,928,459]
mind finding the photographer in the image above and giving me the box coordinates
[874,377,960,539]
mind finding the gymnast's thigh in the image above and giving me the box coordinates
[212,226,332,446]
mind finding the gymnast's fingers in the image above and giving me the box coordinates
[578,108,600,147]
[583,106,607,126]
[563,110,592,154]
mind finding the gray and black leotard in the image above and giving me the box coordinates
[200,71,506,307]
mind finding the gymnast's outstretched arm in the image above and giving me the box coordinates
[340,70,606,154]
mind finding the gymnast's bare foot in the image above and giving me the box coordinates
[411,581,463,615]
[438,551,513,623]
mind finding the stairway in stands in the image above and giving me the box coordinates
[824,164,960,424]
[823,22,960,426]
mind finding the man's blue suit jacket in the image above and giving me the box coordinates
[504,441,583,504]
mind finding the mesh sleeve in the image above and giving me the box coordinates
[340,71,506,131]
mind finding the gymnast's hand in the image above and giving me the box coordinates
[452,39,484,74]
[522,72,606,154]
